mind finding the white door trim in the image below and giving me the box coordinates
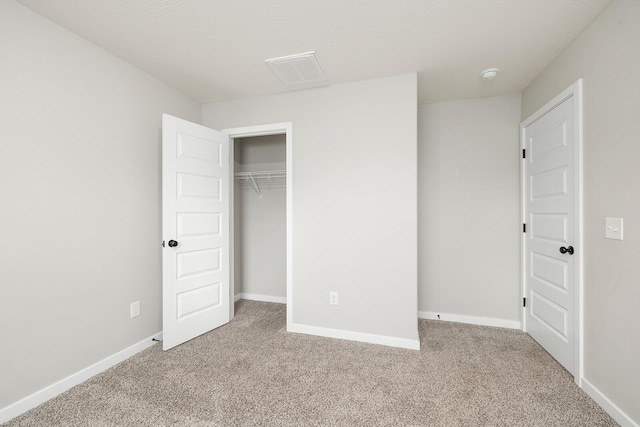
[222,123,293,327]
[520,79,583,385]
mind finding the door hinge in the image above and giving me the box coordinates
[162,240,165,247]
[523,223,526,233]
[523,297,527,307]
[522,149,526,159]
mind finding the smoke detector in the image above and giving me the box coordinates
[265,51,327,85]
[480,68,499,81]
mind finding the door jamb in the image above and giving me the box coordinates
[222,123,293,327]
[520,79,583,385]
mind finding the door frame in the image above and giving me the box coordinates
[222,123,293,327]
[520,80,583,385]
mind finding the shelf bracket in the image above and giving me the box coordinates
[247,172,263,199]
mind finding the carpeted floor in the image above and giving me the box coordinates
[5,300,617,426]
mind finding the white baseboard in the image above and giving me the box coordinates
[237,294,418,349]
[0,332,162,425]
[287,322,420,350]
[581,378,639,427]
[235,293,287,304]
[418,311,521,330]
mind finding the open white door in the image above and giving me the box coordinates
[522,83,582,376]
[162,114,230,351]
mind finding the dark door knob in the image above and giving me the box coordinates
[559,246,574,255]
[168,240,179,248]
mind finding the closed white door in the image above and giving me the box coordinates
[523,96,576,374]
[162,114,230,351]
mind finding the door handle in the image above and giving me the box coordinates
[559,246,574,255]
[168,240,179,248]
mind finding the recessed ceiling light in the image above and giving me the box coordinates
[265,51,327,85]
[480,68,499,81]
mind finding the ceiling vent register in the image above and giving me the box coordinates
[265,51,327,85]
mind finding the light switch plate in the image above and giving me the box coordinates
[605,217,623,240]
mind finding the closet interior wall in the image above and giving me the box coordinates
[234,134,286,301]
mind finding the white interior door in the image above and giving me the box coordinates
[162,114,230,351]
[522,95,577,374]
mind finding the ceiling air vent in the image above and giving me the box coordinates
[265,51,327,85]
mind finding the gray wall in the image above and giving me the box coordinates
[418,94,522,322]
[204,74,419,343]
[0,1,201,409]
[236,134,286,165]
[522,0,640,422]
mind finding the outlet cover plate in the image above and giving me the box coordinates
[329,292,338,305]
[130,301,141,318]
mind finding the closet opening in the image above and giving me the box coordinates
[225,122,292,326]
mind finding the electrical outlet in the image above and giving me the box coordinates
[130,301,141,318]
[329,292,338,305]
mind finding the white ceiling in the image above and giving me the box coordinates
[17,0,610,104]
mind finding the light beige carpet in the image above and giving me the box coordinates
[5,300,616,426]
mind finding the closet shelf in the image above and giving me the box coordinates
[234,170,286,198]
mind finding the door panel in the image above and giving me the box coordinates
[531,252,567,291]
[530,213,567,242]
[177,213,221,238]
[531,168,567,199]
[162,114,229,351]
[523,97,575,374]
[530,290,568,339]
